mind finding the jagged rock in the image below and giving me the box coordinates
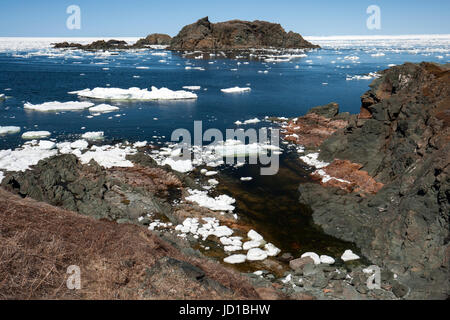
[170,16,319,51]
[298,62,450,299]
[133,34,172,47]
[289,256,314,271]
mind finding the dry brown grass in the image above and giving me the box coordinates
[0,188,260,300]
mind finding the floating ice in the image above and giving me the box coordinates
[69,86,198,100]
[224,254,247,264]
[185,189,236,212]
[22,131,51,139]
[182,86,201,91]
[78,144,135,168]
[81,131,104,140]
[235,118,260,125]
[346,72,380,81]
[341,250,360,262]
[248,230,264,242]
[264,243,281,257]
[320,255,335,264]
[24,101,94,112]
[247,248,268,261]
[221,87,251,93]
[0,142,58,172]
[301,252,321,265]
[162,158,193,173]
[0,126,20,135]
[89,104,119,113]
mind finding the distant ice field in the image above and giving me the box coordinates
[0,35,448,150]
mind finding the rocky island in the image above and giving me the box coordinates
[52,17,318,54]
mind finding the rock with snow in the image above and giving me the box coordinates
[221,87,251,94]
[81,131,104,140]
[185,189,235,211]
[247,248,268,261]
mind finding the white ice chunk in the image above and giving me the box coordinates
[224,254,247,264]
[247,248,268,261]
[70,86,197,100]
[0,126,20,135]
[22,131,51,139]
[221,87,251,93]
[89,104,119,113]
[320,255,335,264]
[301,252,321,265]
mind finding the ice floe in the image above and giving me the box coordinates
[88,104,119,113]
[22,131,51,139]
[185,189,236,212]
[81,131,104,140]
[221,87,251,93]
[0,141,58,172]
[300,153,329,169]
[301,252,321,265]
[69,86,198,100]
[224,254,247,264]
[0,126,20,135]
[24,101,94,112]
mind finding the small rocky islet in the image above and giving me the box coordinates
[0,17,448,300]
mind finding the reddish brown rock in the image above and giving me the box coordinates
[311,159,384,195]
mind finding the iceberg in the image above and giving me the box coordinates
[24,101,94,111]
[69,86,198,100]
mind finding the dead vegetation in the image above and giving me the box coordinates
[0,188,260,300]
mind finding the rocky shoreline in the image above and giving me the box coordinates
[276,62,449,299]
[52,16,318,58]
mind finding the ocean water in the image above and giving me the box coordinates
[1,35,448,150]
[0,36,448,263]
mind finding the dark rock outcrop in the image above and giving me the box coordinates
[170,17,319,51]
[132,33,172,47]
[298,62,450,299]
[53,39,129,50]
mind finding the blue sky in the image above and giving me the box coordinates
[0,0,449,37]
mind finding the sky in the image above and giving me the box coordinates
[0,0,449,37]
